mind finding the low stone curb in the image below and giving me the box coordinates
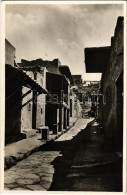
[5,119,78,170]
[5,134,59,170]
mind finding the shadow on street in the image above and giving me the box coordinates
[39,120,122,191]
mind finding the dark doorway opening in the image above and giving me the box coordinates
[116,72,123,152]
[45,104,58,131]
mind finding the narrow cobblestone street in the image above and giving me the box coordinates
[4,118,122,191]
[49,120,122,191]
[62,122,122,191]
[4,118,92,191]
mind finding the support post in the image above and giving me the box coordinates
[58,105,63,132]
[67,110,70,127]
[63,108,67,130]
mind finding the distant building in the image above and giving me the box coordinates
[72,75,82,86]
[59,65,73,85]
[70,89,82,119]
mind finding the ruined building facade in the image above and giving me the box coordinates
[5,40,83,144]
[85,16,124,152]
[100,17,123,152]
[5,41,48,144]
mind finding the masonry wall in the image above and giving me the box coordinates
[70,93,82,118]
[5,39,16,67]
[36,94,45,128]
[5,69,25,145]
[45,59,60,74]
[21,86,33,130]
[21,71,33,130]
[36,69,47,128]
[21,69,47,130]
[100,17,123,152]
[76,100,82,118]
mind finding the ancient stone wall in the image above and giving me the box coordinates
[101,17,123,151]
[45,59,60,74]
[21,87,33,131]
[36,68,46,128]
[21,69,47,130]
[70,93,82,118]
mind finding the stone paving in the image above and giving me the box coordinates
[4,118,92,191]
[57,118,93,142]
[5,151,62,191]
[63,121,122,191]
[5,133,57,170]
[5,117,78,170]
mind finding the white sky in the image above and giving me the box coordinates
[5,3,124,81]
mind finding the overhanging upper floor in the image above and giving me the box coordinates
[84,46,111,73]
[6,64,48,94]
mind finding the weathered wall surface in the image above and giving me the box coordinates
[21,71,33,130]
[76,100,82,118]
[21,86,33,130]
[21,69,47,130]
[36,94,45,128]
[70,93,82,118]
[101,17,123,151]
[36,69,46,128]
[45,59,60,74]
[5,39,16,67]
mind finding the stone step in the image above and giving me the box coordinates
[22,129,38,138]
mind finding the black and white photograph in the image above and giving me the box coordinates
[1,1,126,193]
